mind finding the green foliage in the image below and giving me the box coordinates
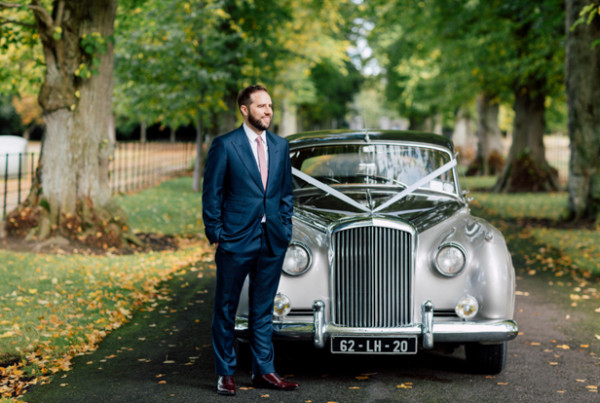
[0,96,24,135]
[298,59,363,128]
[570,1,600,49]
[366,0,566,128]
[113,0,352,133]
[571,1,600,29]
[0,3,44,97]
[75,33,115,79]
[113,0,294,132]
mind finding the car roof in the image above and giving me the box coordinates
[286,129,454,152]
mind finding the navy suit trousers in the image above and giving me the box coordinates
[212,225,285,376]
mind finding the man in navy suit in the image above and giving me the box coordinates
[202,85,298,396]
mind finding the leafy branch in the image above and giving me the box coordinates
[75,32,114,79]
[570,1,600,48]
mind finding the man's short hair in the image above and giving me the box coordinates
[237,85,269,110]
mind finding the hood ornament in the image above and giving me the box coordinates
[364,130,371,143]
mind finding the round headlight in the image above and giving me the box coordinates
[282,242,312,276]
[435,243,466,276]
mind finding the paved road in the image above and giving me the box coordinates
[25,262,599,402]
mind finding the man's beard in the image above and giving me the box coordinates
[248,110,271,132]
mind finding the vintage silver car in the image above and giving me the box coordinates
[236,129,518,374]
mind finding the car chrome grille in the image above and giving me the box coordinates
[332,225,413,327]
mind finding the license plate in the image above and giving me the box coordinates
[331,336,417,355]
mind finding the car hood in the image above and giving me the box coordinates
[294,189,466,233]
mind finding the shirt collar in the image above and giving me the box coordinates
[243,122,266,143]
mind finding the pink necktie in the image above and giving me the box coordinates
[256,137,268,190]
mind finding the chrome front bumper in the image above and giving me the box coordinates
[235,300,518,349]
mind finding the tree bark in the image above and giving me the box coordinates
[192,109,204,193]
[452,108,477,166]
[4,0,140,248]
[468,92,504,176]
[566,0,600,222]
[494,82,559,193]
[140,122,147,143]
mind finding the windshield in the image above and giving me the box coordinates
[290,143,458,195]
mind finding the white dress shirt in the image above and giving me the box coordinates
[243,122,269,168]
[243,123,268,223]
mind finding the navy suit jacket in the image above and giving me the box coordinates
[202,126,294,256]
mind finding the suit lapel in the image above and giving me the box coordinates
[266,131,280,192]
[232,127,264,191]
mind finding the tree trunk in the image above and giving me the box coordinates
[468,93,504,176]
[280,98,298,137]
[140,122,147,143]
[566,0,600,223]
[494,83,559,193]
[220,90,238,133]
[4,0,140,248]
[192,110,205,192]
[452,108,477,166]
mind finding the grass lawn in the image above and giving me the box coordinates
[0,176,212,398]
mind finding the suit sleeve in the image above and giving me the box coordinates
[202,136,226,244]
[279,141,294,241]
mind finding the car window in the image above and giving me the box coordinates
[291,143,456,194]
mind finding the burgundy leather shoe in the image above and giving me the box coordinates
[217,375,236,396]
[252,372,299,390]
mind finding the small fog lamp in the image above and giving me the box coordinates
[273,293,291,318]
[455,295,479,320]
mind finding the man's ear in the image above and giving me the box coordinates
[240,105,248,118]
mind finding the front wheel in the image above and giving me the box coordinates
[465,342,507,374]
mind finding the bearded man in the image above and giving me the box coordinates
[202,85,298,396]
